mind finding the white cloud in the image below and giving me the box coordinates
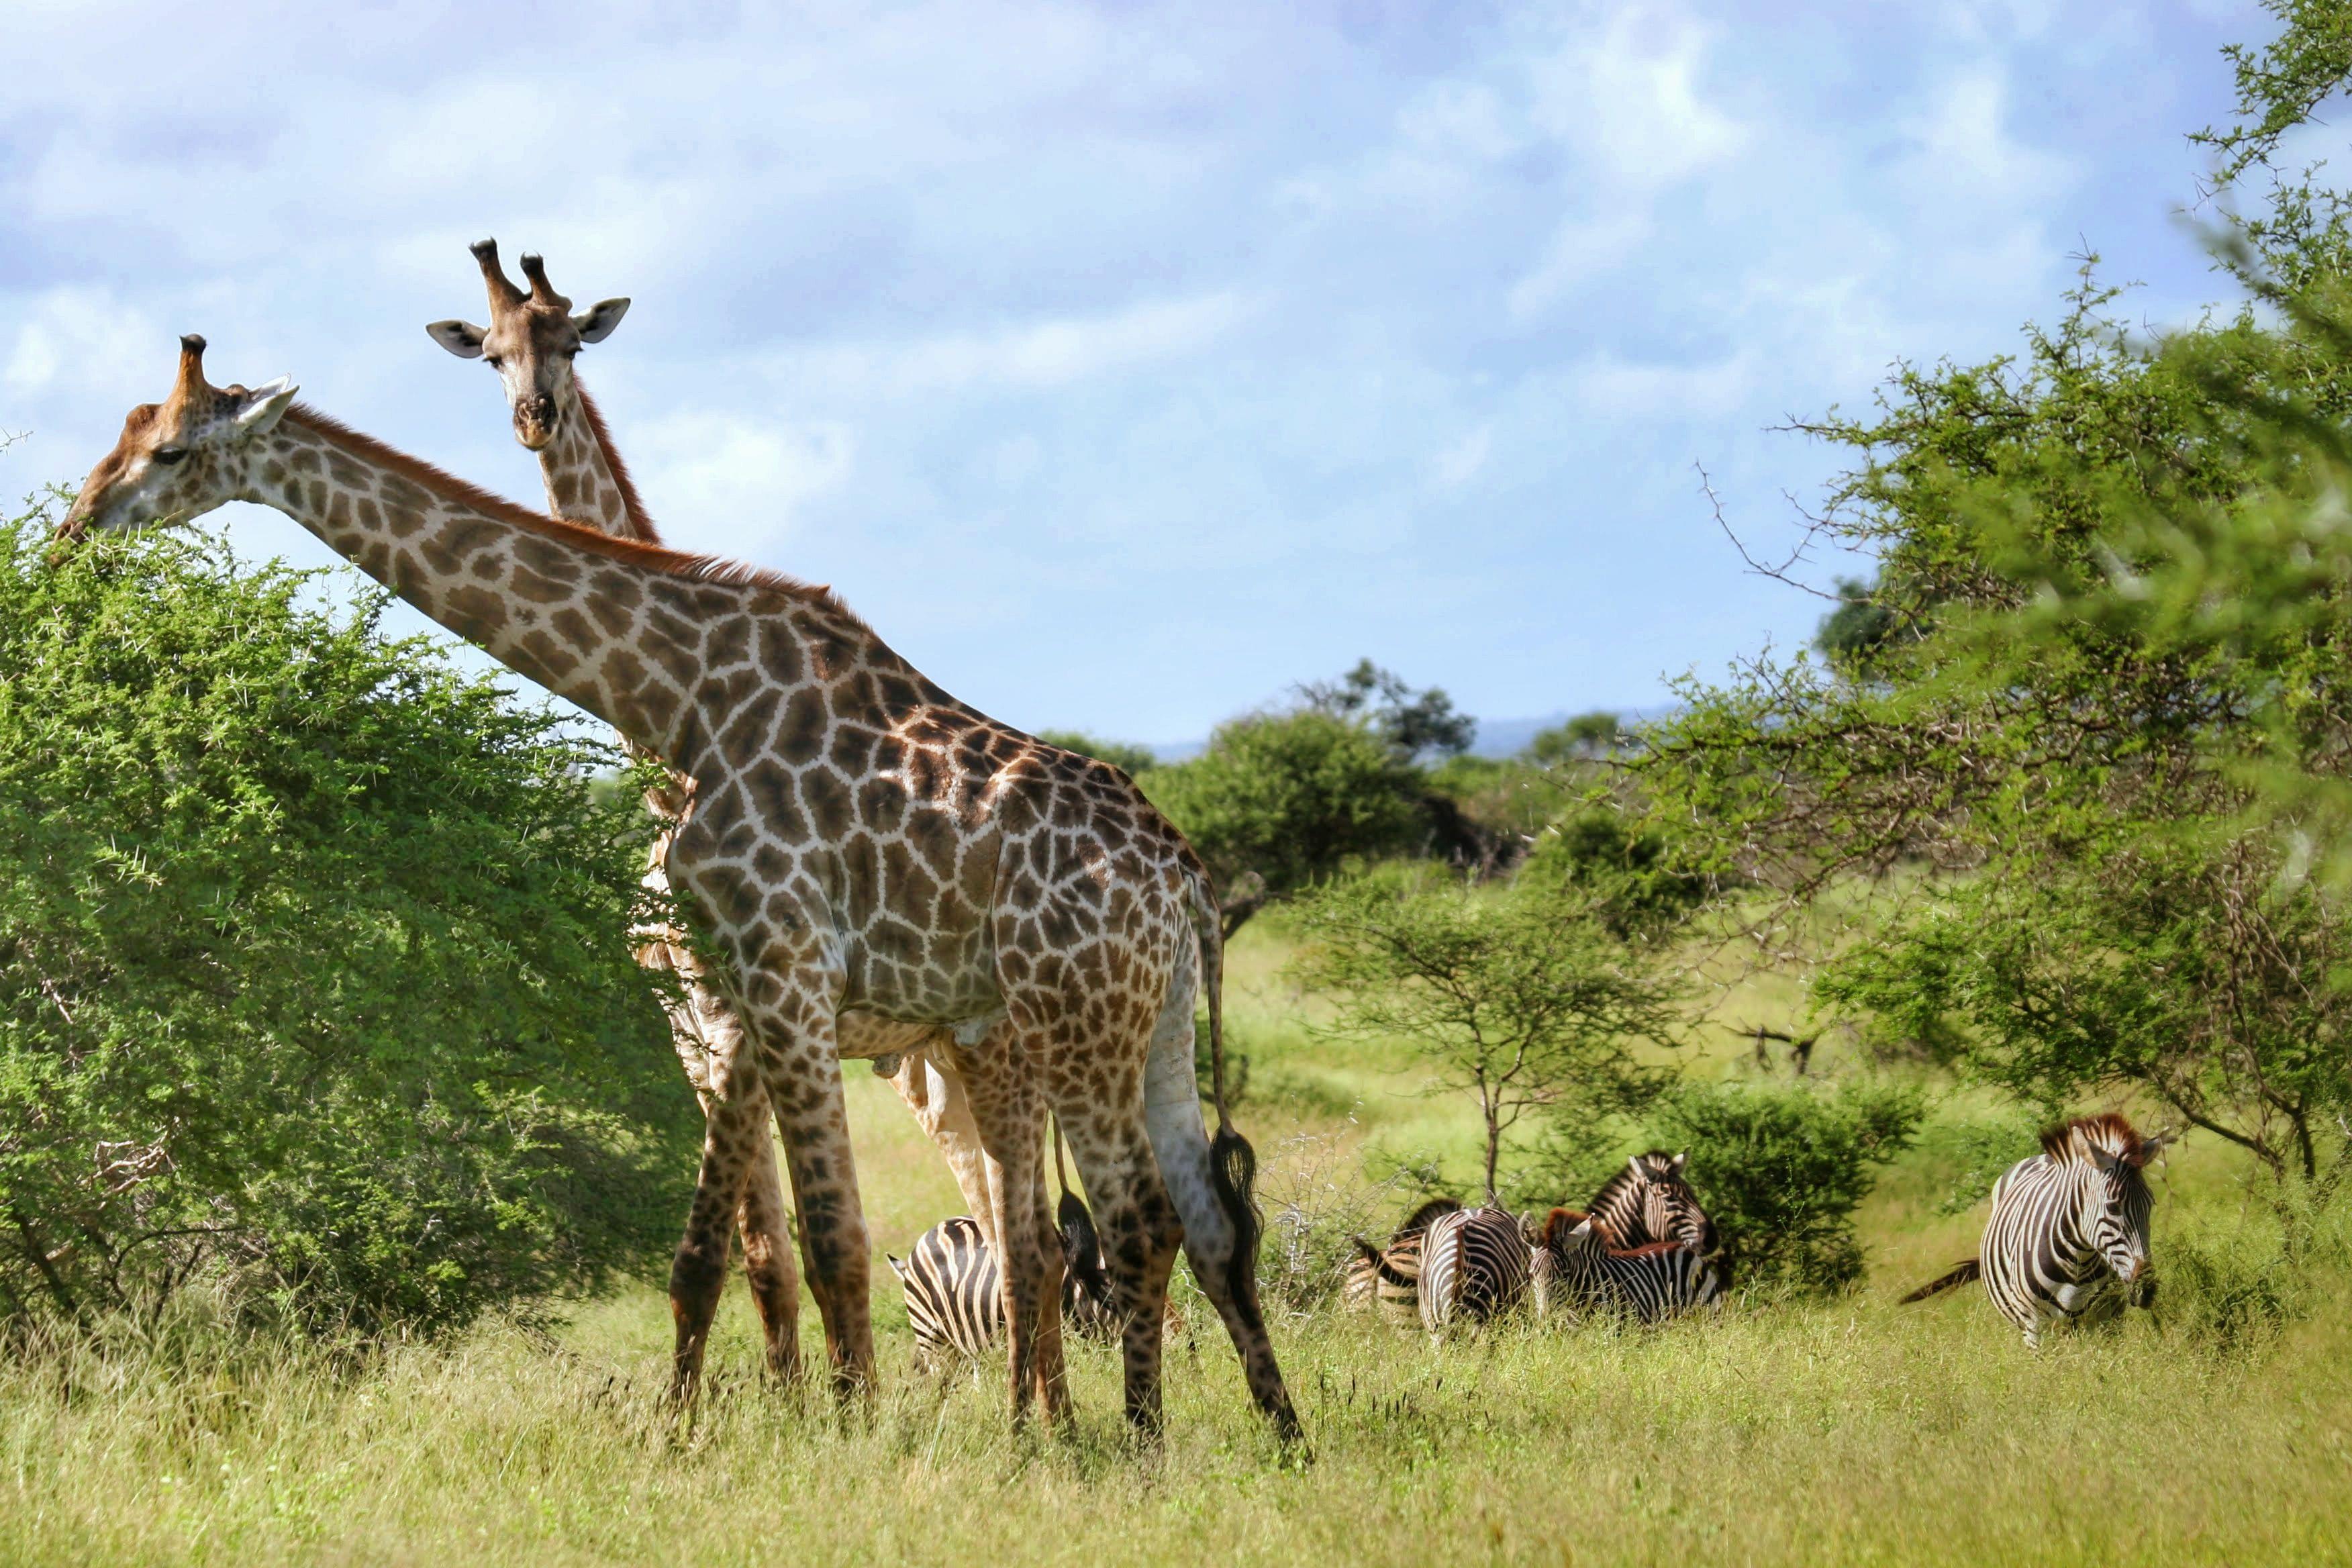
[1432,425,1494,489]
[1508,211,1653,319]
[2,287,162,401]
[633,413,855,556]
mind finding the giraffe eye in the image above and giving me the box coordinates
[485,355,505,370]
[152,446,188,465]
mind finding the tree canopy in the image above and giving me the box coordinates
[0,499,693,1335]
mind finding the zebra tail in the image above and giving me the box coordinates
[1898,1258,1982,1304]
[1189,869,1263,1310]
[1352,1236,1418,1290]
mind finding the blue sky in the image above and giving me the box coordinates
[0,1,2271,746]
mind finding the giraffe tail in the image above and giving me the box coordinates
[1898,1257,1981,1304]
[1186,869,1263,1307]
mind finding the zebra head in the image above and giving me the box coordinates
[1632,1152,1718,1257]
[2053,1116,2173,1285]
[1524,1207,1602,1314]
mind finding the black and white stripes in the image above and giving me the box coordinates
[1528,1208,1724,1322]
[1414,1206,1534,1331]
[1345,1197,1463,1322]
[1902,1114,2171,1347]
[887,1210,1121,1365]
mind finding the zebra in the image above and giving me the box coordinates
[1355,1205,1531,1332]
[887,1201,1122,1365]
[1900,1113,2173,1348]
[1344,1196,1464,1322]
[1584,1150,1720,1264]
[1526,1207,1724,1323]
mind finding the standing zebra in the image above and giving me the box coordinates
[1526,1208,1724,1322]
[889,1209,1122,1366]
[1344,1197,1464,1322]
[1355,1206,1531,1333]
[1585,1151,1720,1262]
[1900,1114,2173,1348]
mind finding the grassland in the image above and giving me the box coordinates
[3,923,2347,1567]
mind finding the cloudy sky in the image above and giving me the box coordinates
[1,1,2271,745]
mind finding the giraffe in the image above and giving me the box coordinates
[423,240,999,1393]
[62,337,1302,1440]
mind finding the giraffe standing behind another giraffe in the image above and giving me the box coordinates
[425,241,1001,1396]
[62,337,1301,1441]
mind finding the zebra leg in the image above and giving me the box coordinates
[1137,964,1300,1440]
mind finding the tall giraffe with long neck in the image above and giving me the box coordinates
[424,242,998,1391]
[64,338,1300,1439]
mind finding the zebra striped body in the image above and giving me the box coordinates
[1974,1115,2166,1349]
[1585,1151,1719,1261]
[1415,1206,1532,1332]
[887,1212,1120,1364]
[1528,1208,1723,1323]
[1344,1197,1462,1322]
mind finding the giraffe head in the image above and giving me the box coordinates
[426,239,628,452]
[61,335,299,538]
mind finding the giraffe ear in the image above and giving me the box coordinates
[573,297,630,344]
[234,378,299,436]
[426,319,488,359]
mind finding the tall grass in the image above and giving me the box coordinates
[5,923,2345,1565]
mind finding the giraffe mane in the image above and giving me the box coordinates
[571,381,661,545]
[283,406,853,614]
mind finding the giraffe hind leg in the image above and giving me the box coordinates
[1139,969,1302,1441]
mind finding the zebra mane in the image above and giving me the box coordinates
[2041,1112,2149,1167]
[1391,1195,1465,1243]
[1534,1207,1591,1249]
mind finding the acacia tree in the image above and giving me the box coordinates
[1287,874,1683,1204]
[0,498,693,1336]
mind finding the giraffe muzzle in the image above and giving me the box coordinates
[514,397,559,450]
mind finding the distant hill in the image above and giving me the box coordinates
[1145,708,1667,765]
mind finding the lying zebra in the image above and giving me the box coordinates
[1354,1205,1532,1332]
[1901,1113,2173,1349]
[889,1202,1121,1365]
[1526,1208,1724,1322]
[1343,1197,1464,1322]
[1585,1150,1721,1265]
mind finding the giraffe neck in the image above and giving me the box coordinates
[538,379,660,543]
[236,408,779,770]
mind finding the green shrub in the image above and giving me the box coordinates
[1644,1079,1926,1294]
[0,501,695,1338]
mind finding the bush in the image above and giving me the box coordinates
[1643,1079,1925,1294]
[0,501,696,1338]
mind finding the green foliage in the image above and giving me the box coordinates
[1295,658,1475,763]
[1142,709,1426,934]
[1287,871,1683,1204]
[1034,729,1158,778]
[1643,1079,1925,1295]
[1813,577,1902,666]
[1910,1108,2041,1216]
[1525,710,1628,765]
[1518,807,1710,942]
[0,500,693,1337]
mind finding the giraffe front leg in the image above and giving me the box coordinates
[752,1007,874,1402]
[667,1084,771,1404]
[732,1087,802,1383]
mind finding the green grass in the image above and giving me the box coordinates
[5,922,2349,1565]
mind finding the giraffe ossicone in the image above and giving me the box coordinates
[62,335,1302,1442]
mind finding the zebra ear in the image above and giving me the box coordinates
[885,1253,909,1281]
[1628,1155,1648,1182]
[2088,1144,2122,1175]
[2140,1128,2178,1163]
[1669,1150,1689,1177]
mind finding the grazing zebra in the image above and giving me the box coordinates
[888,1209,1121,1365]
[1344,1197,1464,1322]
[1359,1205,1530,1332]
[1526,1208,1724,1323]
[1900,1114,2173,1348]
[1585,1151,1720,1263]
